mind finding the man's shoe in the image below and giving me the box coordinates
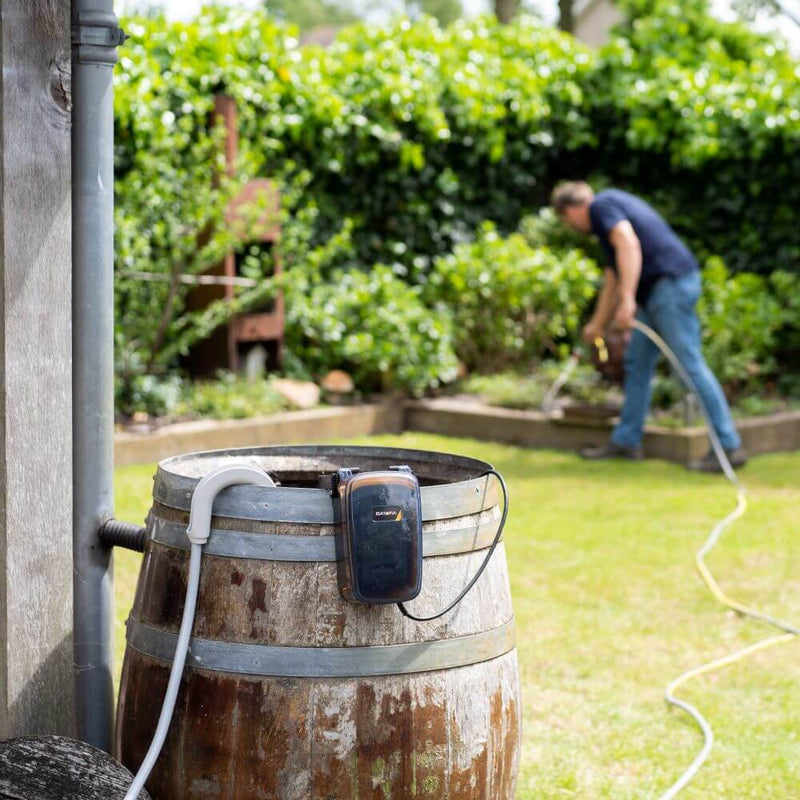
[580,441,644,461]
[689,447,748,473]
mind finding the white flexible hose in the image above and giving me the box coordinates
[123,464,275,800]
[629,321,798,798]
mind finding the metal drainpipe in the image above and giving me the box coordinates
[71,0,126,750]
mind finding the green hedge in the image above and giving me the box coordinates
[115,3,800,279]
[589,0,800,275]
[113,3,799,392]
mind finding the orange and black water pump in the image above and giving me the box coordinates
[322,465,424,605]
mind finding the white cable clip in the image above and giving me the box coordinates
[186,464,276,545]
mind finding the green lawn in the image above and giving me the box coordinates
[114,434,800,799]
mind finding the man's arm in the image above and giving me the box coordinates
[609,220,642,329]
[582,269,618,343]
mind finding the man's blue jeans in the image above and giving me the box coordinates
[610,270,742,451]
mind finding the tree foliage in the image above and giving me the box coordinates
[425,222,600,369]
[113,1,800,391]
[590,0,800,274]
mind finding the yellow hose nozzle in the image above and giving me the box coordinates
[594,336,609,364]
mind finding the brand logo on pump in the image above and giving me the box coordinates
[372,506,403,522]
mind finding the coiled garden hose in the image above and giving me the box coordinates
[628,320,798,799]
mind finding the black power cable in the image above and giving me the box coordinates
[398,468,509,622]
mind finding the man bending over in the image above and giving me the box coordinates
[551,181,746,472]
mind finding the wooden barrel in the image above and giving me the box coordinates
[0,736,150,799]
[116,445,520,800]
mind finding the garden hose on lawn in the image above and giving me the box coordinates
[629,320,799,799]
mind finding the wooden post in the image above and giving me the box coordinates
[0,0,74,737]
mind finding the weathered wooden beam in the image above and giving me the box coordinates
[0,0,73,737]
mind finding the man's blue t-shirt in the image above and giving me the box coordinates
[589,189,698,303]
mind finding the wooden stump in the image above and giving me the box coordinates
[0,736,150,800]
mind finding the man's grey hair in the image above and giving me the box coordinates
[550,181,594,213]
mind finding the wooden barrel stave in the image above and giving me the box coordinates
[118,652,519,800]
[130,538,512,647]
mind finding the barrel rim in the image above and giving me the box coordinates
[152,445,499,522]
[157,444,494,478]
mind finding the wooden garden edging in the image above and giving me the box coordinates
[404,399,800,465]
[115,403,404,467]
[114,398,800,466]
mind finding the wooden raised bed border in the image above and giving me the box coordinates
[114,399,800,467]
[404,399,800,464]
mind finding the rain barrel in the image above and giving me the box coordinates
[116,445,520,800]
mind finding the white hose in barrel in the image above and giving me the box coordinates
[123,464,275,800]
[628,321,799,798]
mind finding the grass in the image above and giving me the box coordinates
[114,434,800,799]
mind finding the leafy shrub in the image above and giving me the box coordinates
[176,373,289,419]
[115,373,184,419]
[115,372,289,420]
[462,361,614,409]
[426,223,600,369]
[649,373,685,410]
[769,271,800,377]
[733,393,798,418]
[698,258,784,392]
[284,264,459,395]
[462,371,547,410]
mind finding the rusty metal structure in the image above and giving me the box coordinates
[185,96,284,375]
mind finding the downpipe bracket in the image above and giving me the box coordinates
[72,10,128,65]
